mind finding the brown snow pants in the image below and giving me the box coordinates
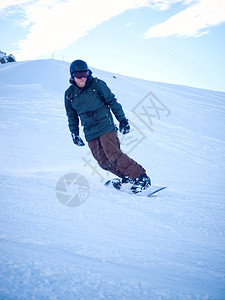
[88,131,146,180]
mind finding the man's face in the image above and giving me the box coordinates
[74,76,87,88]
[73,71,89,88]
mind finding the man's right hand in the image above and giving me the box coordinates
[119,119,130,135]
[71,133,85,146]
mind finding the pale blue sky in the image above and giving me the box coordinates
[1,0,225,92]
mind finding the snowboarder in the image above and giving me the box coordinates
[64,59,151,192]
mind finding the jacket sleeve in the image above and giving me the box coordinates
[97,79,126,122]
[64,90,79,135]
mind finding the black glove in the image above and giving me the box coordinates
[71,133,85,146]
[119,119,130,135]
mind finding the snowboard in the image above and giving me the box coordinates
[105,179,167,197]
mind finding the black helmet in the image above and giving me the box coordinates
[70,59,88,75]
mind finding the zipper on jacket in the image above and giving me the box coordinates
[106,113,113,126]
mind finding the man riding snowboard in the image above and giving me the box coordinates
[64,59,151,193]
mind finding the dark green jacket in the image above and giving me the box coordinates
[64,76,126,142]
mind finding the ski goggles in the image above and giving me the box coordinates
[73,70,89,79]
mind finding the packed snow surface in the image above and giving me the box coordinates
[0,59,225,299]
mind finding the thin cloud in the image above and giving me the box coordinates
[9,0,183,60]
[147,0,185,11]
[0,0,32,11]
[144,0,225,38]
[12,0,152,60]
[3,0,224,60]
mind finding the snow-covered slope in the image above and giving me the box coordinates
[0,59,225,299]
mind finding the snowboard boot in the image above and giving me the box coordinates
[111,178,122,190]
[111,176,134,190]
[130,174,151,194]
[121,176,134,185]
